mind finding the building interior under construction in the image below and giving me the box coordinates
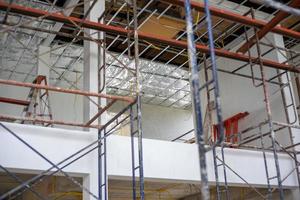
[1,0,300,199]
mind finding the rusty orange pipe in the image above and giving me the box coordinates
[161,0,300,40]
[0,79,135,103]
[0,114,101,129]
[0,2,299,72]
[0,97,30,106]
[237,0,300,53]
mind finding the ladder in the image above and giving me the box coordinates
[21,75,53,126]
[98,128,108,200]
[277,70,300,190]
[244,9,284,199]
[184,0,228,199]
[183,101,214,144]
[203,54,230,200]
[130,103,145,200]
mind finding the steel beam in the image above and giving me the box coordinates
[161,0,300,40]
[237,0,300,53]
[0,2,299,72]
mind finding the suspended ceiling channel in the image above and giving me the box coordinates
[0,0,298,110]
[0,0,192,109]
[1,2,298,74]
[80,0,295,67]
[1,0,298,76]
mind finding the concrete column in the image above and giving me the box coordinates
[83,0,106,127]
[83,0,105,199]
[37,46,50,81]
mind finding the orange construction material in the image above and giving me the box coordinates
[213,112,249,144]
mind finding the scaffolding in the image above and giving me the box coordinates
[0,0,300,199]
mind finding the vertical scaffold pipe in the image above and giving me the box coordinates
[130,106,137,200]
[253,21,284,200]
[203,0,228,199]
[133,0,145,199]
[184,1,209,200]
[203,0,224,144]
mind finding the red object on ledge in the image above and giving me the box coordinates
[213,112,249,144]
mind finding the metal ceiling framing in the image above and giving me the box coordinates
[1,0,300,200]
[1,0,299,110]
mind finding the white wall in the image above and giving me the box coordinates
[141,104,193,140]
[0,122,98,200]
[1,33,299,147]
[0,84,194,140]
[0,85,30,116]
[50,92,83,127]
[205,33,284,120]
[109,101,194,141]
[0,122,298,198]
[108,134,298,188]
[0,85,84,129]
[193,32,299,148]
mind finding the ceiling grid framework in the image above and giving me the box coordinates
[0,0,299,109]
[1,0,300,200]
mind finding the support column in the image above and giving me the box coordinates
[37,46,50,81]
[83,0,106,127]
[83,0,105,199]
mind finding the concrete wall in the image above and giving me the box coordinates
[0,122,98,200]
[0,85,30,116]
[141,104,193,140]
[193,32,299,147]
[109,101,194,141]
[0,86,84,130]
[0,34,298,146]
[0,84,194,140]
[50,92,83,127]
[0,122,298,200]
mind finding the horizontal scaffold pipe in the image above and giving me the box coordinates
[161,0,300,40]
[0,97,30,106]
[237,0,300,53]
[0,79,135,103]
[0,114,101,129]
[0,2,299,73]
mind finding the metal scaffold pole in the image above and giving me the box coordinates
[131,0,145,199]
[203,0,229,198]
[258,56,284,200]
[98,127,108,200]
[2,1,300,200]
[252,12,284,199]
[185,0,229,199]
[184,1,209,199]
